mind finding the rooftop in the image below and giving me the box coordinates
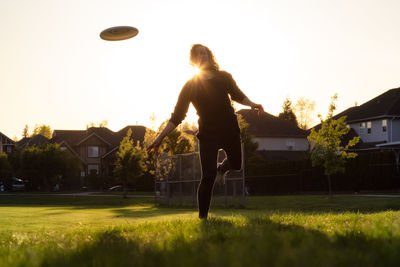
[237,109,309,138]
[334,87,400,122]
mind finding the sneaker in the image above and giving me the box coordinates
[215,163,227,185]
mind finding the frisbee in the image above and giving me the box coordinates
[100,26,139,41]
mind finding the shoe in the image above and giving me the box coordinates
[215,163,227,185]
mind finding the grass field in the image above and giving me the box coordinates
[1,193,400,266]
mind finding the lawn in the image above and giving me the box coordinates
[0,194,400,266]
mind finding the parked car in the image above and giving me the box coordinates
[108,185,135,192]
[12,177,25,192]
[108,185,123,191]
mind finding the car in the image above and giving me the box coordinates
[11,177,25,192]
[107,185,135,192]
[108,185,123,191]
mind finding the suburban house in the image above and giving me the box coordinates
[50,125,148,178]
[333,87,400,150]
[237,109,310,161]
[332,87,400,169]
[0,132,15,155]
[16,134,50,148]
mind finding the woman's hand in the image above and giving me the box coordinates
[240,97,264,116]
[147,138,163,156]
[146,121,177,156]
[251,103,264,116]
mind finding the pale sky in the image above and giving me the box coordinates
[1,0,400,140]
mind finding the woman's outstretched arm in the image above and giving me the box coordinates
[147,121,177,155]
[240,97,264,116]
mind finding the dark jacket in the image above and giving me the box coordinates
[169,70,246,140]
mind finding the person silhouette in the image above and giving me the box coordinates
[148,44,264,219]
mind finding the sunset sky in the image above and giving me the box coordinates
[1,0,400,140]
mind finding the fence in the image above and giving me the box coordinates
[154,144,246,207]
[245,151,400,194]
[155,150,400,198]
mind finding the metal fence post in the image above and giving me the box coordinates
[193,153,197,206]
[166,159,170,206]
[242,142,246,208]
[154,156,158,205]
[179,155,182,206]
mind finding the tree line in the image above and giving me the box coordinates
[0,95,360,195]
[278,97,316,130]
[1,144,81,191]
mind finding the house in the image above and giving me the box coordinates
[333,87,400,150]
[16,134,50,148]
[237,109,310,161]
[0,132,15,154]
[332,87,400,169]
[50,126,148,178]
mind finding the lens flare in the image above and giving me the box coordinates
[193,66,201,76]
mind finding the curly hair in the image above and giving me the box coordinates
[190,44,220,71]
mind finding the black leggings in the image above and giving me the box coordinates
[197,135,242,218]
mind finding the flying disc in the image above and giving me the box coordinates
[100,26,139,41]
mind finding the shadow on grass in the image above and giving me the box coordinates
[245,195,400,214]
[0,194,153,209]
[38,216,400,267]
[110,206,195,219]
[108,195,400,219]
[1,194,400,217]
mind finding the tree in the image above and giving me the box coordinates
[19,146,42,189]
[86,120,108,129]
[16,144,80,191]
[278,97,298,125]
[149,113,157,130]
[143,120,195,184]
[295,97,316,130]
[180,121,198,135]
[163,129,193,155]
[0,153,12,188]
[154,120,194,155]
[114,129,147,198]
[31,124,52,139]
[237,114,264,174]
[181,121,199,152]
[22,125,29,138]
[307,94,359,196]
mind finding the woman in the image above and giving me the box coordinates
[148,44,264,219]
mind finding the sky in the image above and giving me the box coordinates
[1,0,400,140]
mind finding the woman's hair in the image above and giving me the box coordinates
[190,44,220,71]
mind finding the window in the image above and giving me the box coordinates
[6,146,11,153]
[359,122,365,134]
[382,119,387,132]
[367,121,371,134]
[88,146,99,157]
[286,139,295,150]
[88,164,99,175]
[60,146,67,151]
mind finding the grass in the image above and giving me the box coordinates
[0,194,400,266]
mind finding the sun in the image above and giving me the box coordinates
[193,66,201,76]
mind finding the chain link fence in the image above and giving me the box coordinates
[155,144,246,207]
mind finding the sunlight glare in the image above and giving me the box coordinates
[193,66,201,76]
